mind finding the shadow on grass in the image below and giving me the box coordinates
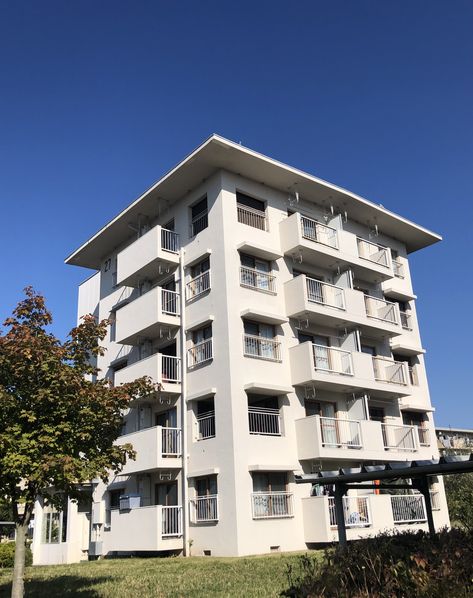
[0,574,113,597]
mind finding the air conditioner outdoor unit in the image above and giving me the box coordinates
[89,541,103,557]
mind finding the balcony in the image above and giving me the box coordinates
[284,275,401,338]
[328,496,372,528]
[240,266,276,294]
[251,492,294,519]
[107,505,182,552]
[248,407,281,436]
[115,287,180,345]
[243,335,282,362]
[186,271,211,300]
[114,353,181,394]
[280,213,393,282]
[372,356,408,386]
[237,203,267,231]
[190,495,219,523]
[117,426,182,475]
[116,226,179,287]
[295,415,434,461]
[188,339,213,368]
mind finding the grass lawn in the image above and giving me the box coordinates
[0,551,314,597]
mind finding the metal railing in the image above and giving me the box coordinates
[197,411,215,440]
[161,289,180,315]
[400,310,412,330]
[161,355,181,383]
[391,495,426,523]
[408,366,419,386]
[364,295,398,325]
[393,258,404,278]
[161,427,182,456]
[190,495,219,522]
[372,356,407,385]
[191,211,209,237]
[312,344,354,375]
[300,215,338,249]
[357,238,389,267]
[237,203,267,230]
[306,277,345,310]
[382,423,417,451]
[251,492,294,519]
[186,271,211,300]
[243,334,282,362]
[248,407,281,436]
[417,426,431,447]
[113,286,136,308]
[319,417,362,449]
[328,496,372,528]
[161,228,180,253]
[188,339,213,367]
[112,344,133,363]
[161,505,183,537]
[240,266,276,294]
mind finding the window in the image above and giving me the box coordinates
[42,511,62,544]
[197,398,215,440]
[187,257,211,299]
[191,257,210,278]
[248,395,280,436]
[236,192,267,230]
[191,476,219,522]
[240,254,275,293]
[196,475,218,497]
[243,321,281,361]
[251,472,292,519]
[191,197,208,236]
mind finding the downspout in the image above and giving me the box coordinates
[178,248,189,556]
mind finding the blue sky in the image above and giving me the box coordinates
[0,1,472,427]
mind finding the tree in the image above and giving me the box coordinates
[0,287,156,598]
[444,472,473,531]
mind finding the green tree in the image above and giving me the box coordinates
[444,472,473,531]
[0,287,156,598]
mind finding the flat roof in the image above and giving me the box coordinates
[65,134,442,269]
[436,427,473,435]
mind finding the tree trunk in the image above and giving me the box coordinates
[11,521,28,598]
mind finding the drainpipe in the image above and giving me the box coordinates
[178,248,189,556]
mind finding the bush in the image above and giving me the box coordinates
[282,528,473,597]
[0,542,33,569]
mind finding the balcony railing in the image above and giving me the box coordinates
[417,426,430,447]
[400,310,412,330]
[364,295,398,325]
[357,238,389,267]
[372,356,407,385]
[382,423,417,451]
[161,427,182,456]
[328,496,372,528]
[161,289,180,315]
[161,355,181,383]
[393,258,404,278]
[237,203,267,230]
[248,407,281,436]
[190,495,219,522]
[300,215,338,249]
[312,344,354,375]
[306,277,345,310]
[390,495,426,524]
[319,417,362,449]
[186,271,211,300]
[188,339,213,368]
[112,285,137,309]
[408,366,419,386]
[240,266,276,294]
[191,211,209,237]
[251,492,294,519]
[243,335,281,362]
[162,505,183,537]
[161,228,180,253]
[197,411,215,440]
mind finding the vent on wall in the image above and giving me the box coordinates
[270,546,281,553]
[203,549,212,556]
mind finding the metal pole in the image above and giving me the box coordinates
[179,248,189,556]
[417,478,436,537]
[334,484,347,547]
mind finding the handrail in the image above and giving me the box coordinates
[364,294,398,325]
[300,215,338,249]
[305,276,345,310]
[160,228,180,253]
[161,505,183,537]
[188,338,213,367]
[161,289,180,315]
[190,495,219,522]
[237,203,267,230]
[196,411,215,440]
[319,416,363,449]
[240,266,276,294]
[312,344,354,375]
[251,492,294,519]
[390,495,426,523]
[382,423,418,451]
[328,496,371,527]
[356,237,389,267]
[186,270,211,300]
[248,406,281,436]
[243,334,282,362]
[372,356,407,385]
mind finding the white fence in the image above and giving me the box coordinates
[197,411,215,440]
[319,417,362,449]
[161,289,180,315]
[191,211,208,237]
[161,228,180,253]
[243,335,281,362]
[162,506,183,537]
[161,355,181,383]
[328,496,372,528]
[364,295,398,324]
[391,495,426,523]
[382,423,417,451]
[161,427,182,456]
[251,492,293,519]
[312,344,353,375]
[237,203,267,230]
[372,356,407,385]
[357,238,389,267]
[188,339,213,367]
[306,277,345,309]
[240,266,276,294]
[190,495,219,522]
[300,216,338,249]
[186,271,211,300]
[248,407,281,436]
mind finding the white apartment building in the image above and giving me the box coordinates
[32,135,449,564]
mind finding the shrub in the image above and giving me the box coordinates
[282,528,473,597]
[0,542,33,569]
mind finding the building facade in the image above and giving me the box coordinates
[436,427,473,454]
[32,135,450,564]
